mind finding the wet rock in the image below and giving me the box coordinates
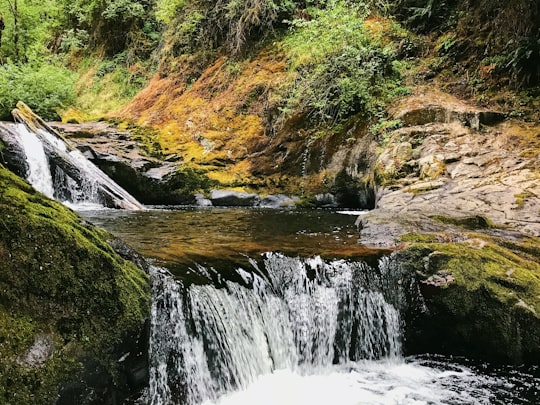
[210,189,260,206]
[0,123,29,178]
[315,193,338,207]
[258,194,298,208]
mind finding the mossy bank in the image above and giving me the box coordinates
[398,224,540,364]
[0,165,150,404]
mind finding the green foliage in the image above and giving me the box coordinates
[60,29,90,52]
[155,0,187,23]
[0,62,76,120]
[279,1,405,128]
[60,0,158,56]
[159,0,297,56]
[370,118,403,143]
[391,0,459,33]
[0,0,63,62]
[506,36,540,88]
[436,33,457,56]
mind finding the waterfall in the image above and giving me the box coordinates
[0,122,142,210]
[15,124,55,198]
[149,253,405,405]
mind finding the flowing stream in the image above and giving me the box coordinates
[3,123,538,404]
[82,208,540,405]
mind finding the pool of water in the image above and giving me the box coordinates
[81,207,381,270]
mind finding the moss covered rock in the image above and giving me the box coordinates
[400,232,540,364]
[0,165,150,404]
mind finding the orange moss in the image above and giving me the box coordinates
[364,15,393,39]
[114,47,290,188]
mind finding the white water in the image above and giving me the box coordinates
[148,252,520,405]
[16,124,55,198]
[203,361,495,405]
[3,122,142,210]
[149,253,407,405]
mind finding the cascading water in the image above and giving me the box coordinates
[0,122,142,209]
[149,253,405,405]
[15,123,55,198]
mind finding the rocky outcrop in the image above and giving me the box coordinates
[367,89,540,246]
[50,121,196,205]
[398,233,540,364]
[0,164,150,404]
[358,88,540,364]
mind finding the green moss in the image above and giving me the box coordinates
[116,120,164,158]
[400,232,440,243]
[413,239,540,309]
[0,165,150,404]
[430,214,496,230]
[401,235,540,363]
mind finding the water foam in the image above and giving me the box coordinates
[149,253,405,404]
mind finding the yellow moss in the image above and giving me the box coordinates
[514,190,535,209]
[408,236,540,313]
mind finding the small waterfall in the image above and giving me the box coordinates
[0,122,142,209]
[149,253,404,405]
[15,124,55,198]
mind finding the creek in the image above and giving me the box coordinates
[81,208,540,405]
[3,120,539,404]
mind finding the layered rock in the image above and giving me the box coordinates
[366,88,540,244]
[359,88,540,364]
[50,121,193,205]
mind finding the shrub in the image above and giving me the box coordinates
[0,63,76,121]
[278,1,406,128]
[158,0,297,56]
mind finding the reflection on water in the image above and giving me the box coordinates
[81,208,381,270]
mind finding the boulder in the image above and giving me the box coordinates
[258,194,298,208]
[0,165,150,404]
[210,189,260,206]
[398,236,540,364]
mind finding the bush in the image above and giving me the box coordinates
[158,0,297,56]
[278,1,406,127]
[0,63,76,121]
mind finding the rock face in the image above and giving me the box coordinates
[0,165,150,404]
[51,121,197,205]
[367,89,540,245]
[358,88,540,364]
